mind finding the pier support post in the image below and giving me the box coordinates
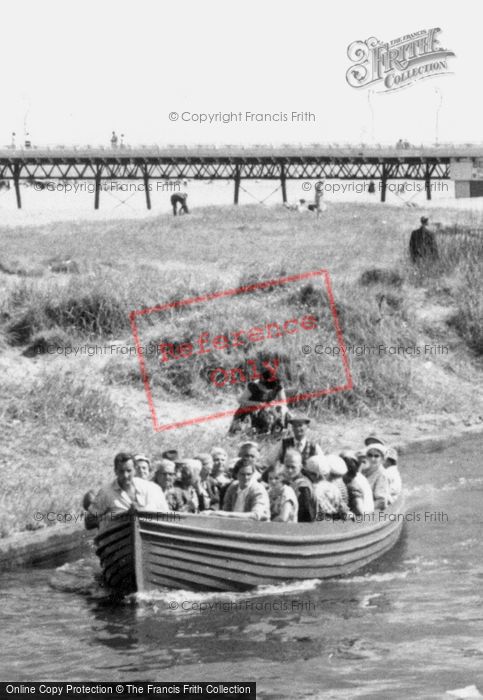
[13,164,21,209]
[234,165,241,204]
[94,167,102,209]
[280,164,287,203]
[425,164,432,200]
[143,167,151,210]
[380,165,388,203]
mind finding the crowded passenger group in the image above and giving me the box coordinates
[84,413,402,529]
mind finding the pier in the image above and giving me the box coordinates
[1,143,481,209]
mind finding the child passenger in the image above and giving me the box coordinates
[266,464,298,522]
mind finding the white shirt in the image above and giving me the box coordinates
[385,466,402,503]
[89,476,170,528]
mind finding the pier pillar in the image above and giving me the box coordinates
[280,164,287,203]
[425,165,432,200]
[234,165,241,204]
[380,165,388,203]
[13,164,21,209]
[143,168,151,209]
[94,167,102,209]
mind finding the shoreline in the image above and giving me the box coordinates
[2,420,482,570]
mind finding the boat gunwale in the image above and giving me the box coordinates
[129,495,406,546]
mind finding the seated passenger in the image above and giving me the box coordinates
[195,453,220,511]
[152,458,184,511]
[237,441,266,480]
[266,464,298,522]
[271,413,323,467]
[283,448,316,522]
[340,450,374,515]
[384,447,402,503]
[326,454,350,509]
[85,452,169,530]
[362,444,390,510]
[303,455,347,519]
[175,459,201,513]
[212,461,270,520]
[133,453,151,480]
[211,447,231,486]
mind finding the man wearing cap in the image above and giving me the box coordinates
[85,452,170,530]
[271,412,323,467]
[409,216,438,264]
[362,444,390,510]
[384,447,402,504]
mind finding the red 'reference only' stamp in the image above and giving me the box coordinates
[129,269,353,431]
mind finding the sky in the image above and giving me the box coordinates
[0,0,479,147]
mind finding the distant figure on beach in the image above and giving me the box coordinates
[409,216,438,264]
[312,181,327,215]
[171,192,189,216]
[110,131,118,149]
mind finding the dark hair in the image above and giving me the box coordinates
[114,452,134,470]
[233,459,255,478]
[162,449,179,461]
[340,454,360,473]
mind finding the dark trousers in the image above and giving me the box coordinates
[171,195,189,216]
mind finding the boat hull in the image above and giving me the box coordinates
[95,496,405,593]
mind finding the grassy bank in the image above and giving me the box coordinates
[1,202,482,536]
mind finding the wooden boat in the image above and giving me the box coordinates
[94,495,405,593]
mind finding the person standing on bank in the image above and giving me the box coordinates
[409,216,438,263]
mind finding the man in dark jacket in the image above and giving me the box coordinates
[409,216,438,263]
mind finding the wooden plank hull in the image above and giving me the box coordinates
[95,496,405,593]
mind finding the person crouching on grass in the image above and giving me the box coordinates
[85,452,169,530]
[206,461,270,521]
[266,463,298,522]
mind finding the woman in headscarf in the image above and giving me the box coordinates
[303,455,348,520]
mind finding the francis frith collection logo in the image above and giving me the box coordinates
[346,28,455,92]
